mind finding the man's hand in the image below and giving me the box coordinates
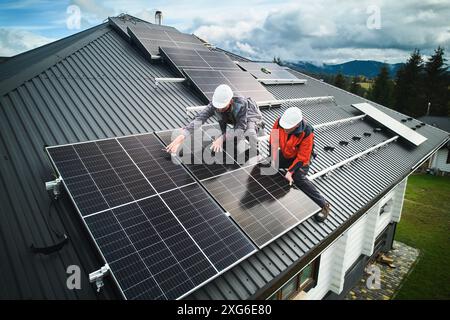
[284,171,294,186]
[210,136,224,153]
[165,135,185,154]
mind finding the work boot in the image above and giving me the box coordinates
[314,202,330,223]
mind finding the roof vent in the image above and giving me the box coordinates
[363,132,372,137]
[324,146,335,152]
[374,127,382,132]
[352,136,361,141]
[155,10,163,25]
[339,141,348,146]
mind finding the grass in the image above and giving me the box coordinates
[394,174,450,300]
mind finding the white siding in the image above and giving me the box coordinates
[306,242,337,300]
[431,148,450,172]
[298,177,408,300]
[343,215,367,271]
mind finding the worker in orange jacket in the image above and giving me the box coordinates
[269,107,330,222]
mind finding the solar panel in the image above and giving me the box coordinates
[352,103,427,146]
[128,26,207,58]
[238,62,304,84]
[160,46,240,75]
[183,68,276,105]
[47,139,156,216]
[109,17,179,39]
[46,133,256,300]
[201,165,321,248]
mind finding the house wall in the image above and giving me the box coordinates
[430,148,450,173]
[297,177,408,300]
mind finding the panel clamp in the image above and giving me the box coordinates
[45,177,62,199]
[89,264,110,293]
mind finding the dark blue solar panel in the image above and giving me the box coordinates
[46,134,256,300]
[160,46,240,75]
[128,26,207,58]
[183,68,275,104]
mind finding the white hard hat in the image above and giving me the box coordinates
[212,84,233,109]
[279,107,303,129]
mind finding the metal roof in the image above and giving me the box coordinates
[0,17,448,300]
[418,116,450,133]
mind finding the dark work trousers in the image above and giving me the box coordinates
[277,150,327,208]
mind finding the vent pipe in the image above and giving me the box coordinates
[155,10,163,25]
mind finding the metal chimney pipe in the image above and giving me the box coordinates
[155,11,163,25]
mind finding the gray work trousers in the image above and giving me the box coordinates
[277,151,327,208]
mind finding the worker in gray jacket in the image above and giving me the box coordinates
[166,84,263,155]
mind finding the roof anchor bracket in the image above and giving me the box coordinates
[89,264,110,293]
[45,177,62,199]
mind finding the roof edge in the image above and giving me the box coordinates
[249,136,449,299]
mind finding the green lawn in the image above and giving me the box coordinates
[394,174,450,300]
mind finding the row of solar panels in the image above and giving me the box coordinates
[46,129,320,300]
[115,20,305,106]
[110,17,427,148]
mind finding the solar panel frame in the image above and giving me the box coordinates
[352,102,427,146]
[45,132,257,300]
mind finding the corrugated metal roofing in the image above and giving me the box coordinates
[0,17,448,300]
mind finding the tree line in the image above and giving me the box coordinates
[331,47,449,117]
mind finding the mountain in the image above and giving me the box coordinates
[286,60,404,78]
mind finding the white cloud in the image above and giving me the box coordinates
[188,0,450,63]
[0,28,55,57]
[235,42,258,57]
[2,0,449,63]
[71,0,114,19]
[194,21,258,44]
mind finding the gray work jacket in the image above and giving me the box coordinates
[182,95,262,139]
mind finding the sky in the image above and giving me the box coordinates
[0,0,449,64]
